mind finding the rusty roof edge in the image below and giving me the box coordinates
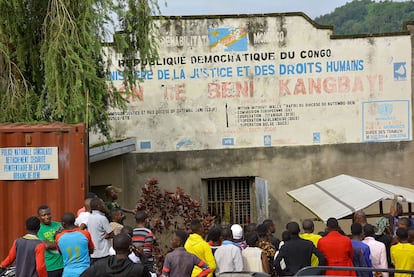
[0,123,82,133]
[89,137,136,163]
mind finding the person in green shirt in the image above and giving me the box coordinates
[38,205,64,277]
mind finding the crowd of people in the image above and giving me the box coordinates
[1,187,414,277]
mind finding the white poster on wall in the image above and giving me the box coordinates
[0,147,59,180]
[94,14,412,152]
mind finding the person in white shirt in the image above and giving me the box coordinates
[214,227,243,275]
[88,198,114,264]
[75,198,92,230]
[242,232,270,274]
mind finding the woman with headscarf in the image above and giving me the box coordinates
[375,216,394,271]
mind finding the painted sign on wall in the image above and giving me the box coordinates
[97,14,412,152]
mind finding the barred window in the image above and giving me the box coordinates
[204,177,255,226]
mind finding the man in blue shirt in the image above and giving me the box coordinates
[56,213,94,277]
[350,223,373,277]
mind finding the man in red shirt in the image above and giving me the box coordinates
[0,216,47,277]
[317,217,355,276]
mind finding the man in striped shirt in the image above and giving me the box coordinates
[132,211,155,272]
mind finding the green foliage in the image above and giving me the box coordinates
[0,1,47,122]
[315,0,414,35]
[0,0,160,137]
[135,178,215,275]
[115,0,160,87]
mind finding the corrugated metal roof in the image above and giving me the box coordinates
[287,174,414,222]
[89,138,136,163]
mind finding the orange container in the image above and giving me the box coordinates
[0,123,87,259]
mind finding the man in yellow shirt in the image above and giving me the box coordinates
[300,219,322,266]
[391,228,414,277]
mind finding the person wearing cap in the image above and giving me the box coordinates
[105,185,136,215]
[231,224,247,249]
[375,216,393,271]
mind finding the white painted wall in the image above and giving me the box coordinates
[94,14,412,152]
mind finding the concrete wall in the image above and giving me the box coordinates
[95,140,414,235]
[90,16,414,236]
[94,14,412,151]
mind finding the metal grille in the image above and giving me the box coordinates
[206,177,253,226]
